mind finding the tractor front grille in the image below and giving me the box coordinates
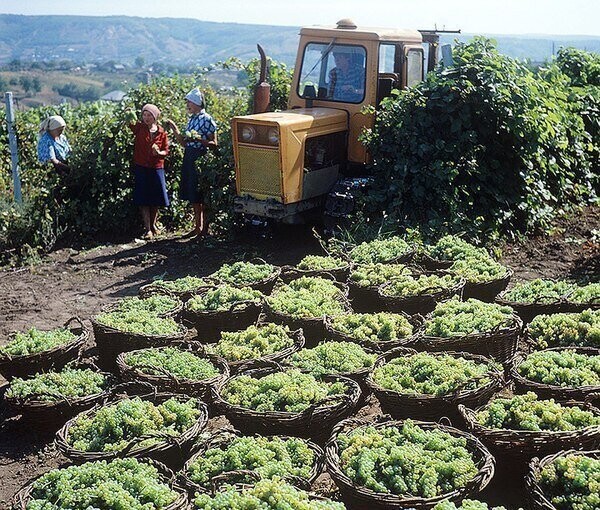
[237,145,282,199]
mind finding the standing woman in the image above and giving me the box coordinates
[129,103,169,240]
[37,115,71,173]
[165,87,217,238]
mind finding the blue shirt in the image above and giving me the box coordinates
[37,132,71,163]
[185,111,217,149]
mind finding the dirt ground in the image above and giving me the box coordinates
[0,206,598,508]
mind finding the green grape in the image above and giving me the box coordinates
[187,435,316,488]
[205,323,294,362]
[187,284,263,312]
[569,283,600,304]
[145,276,211,293]
[372,352,495,396]
[517,350,600,387]
[289,341,376,376]
[221,369,347,413]
[337,421,478,498]
[124,347,219,380]
[67,396,201,452]
[0,327,76,357]
[349,237,411,264]
[211,261,276,285]
[449,257,508,284]
[433,501,507,510]
[193,478,345,509]
[477,392,600,431]
[381,273,460,298]
[424,298,515,337]
[527,310,600,349]
[349,263,411,288]
[427,235,491,262]
[26,458,178,510]
[95,309,181,335]
[111,294,180,315]
[297,255,347,271]
[539,453,600,510]
[330,312,414,343]
[267,277,346,318]
[502,279,576,304]
[6,367,107,401]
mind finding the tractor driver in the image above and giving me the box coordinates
[328,47,365,102]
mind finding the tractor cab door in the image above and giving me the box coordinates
[377,43,424,104]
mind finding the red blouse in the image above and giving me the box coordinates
[130,122,169,169]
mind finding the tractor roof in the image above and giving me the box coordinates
[300,19,422,44]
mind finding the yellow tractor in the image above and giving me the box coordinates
[232,19,456,224]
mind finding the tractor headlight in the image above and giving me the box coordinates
[267,127,279,145]
[240,125,256,143]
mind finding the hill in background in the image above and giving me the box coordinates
[1,14,599,66]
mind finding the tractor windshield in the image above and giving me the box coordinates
[298,42,366,104]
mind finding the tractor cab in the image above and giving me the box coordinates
[232,19,442,223]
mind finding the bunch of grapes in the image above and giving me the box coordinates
[206,324,294,362]
[349,237,411,264]
[426,235,490,262]
[0,327,76,357]
[124,347,219,381]
[144,276,211,293]
[336,421,478,498]
[329,312,414,343]
[111,295,181,315]
[502,279,576,304]
[539,453,600,510]
[289,341,377,376]
[449,258,508,284]
[67,396,201,452]
[517,350,600,387]
[186,435,316,488]
[569,283,600,304]
[349,263,411,288]
[371,352,494,396]
[192,477,345,509]
[187,285,263,312]
[210,261,276,286]
[221,369,347,413]
[95,309,181,336]
[6,367,107,401]
[26,458,179,510]
[267,277,346,318]
[297,255,347,271]
[527,310,600,349]
[433,501,507,510]
[381,273,460,298]
[476,392,600,431]
[424,299,515,337]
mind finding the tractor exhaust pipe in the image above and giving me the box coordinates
[253,44,271,114]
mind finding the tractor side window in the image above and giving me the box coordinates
[298,42,366,104]
[377,43,401,104]
[406,48,424,87]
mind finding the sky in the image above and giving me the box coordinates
[0,0,599,36]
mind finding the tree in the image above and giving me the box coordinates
[32,76,42,93]
[135,56,145,68]
[19,76,33,94]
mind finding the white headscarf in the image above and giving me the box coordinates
[185,87,204,108]
[39,115,66,135]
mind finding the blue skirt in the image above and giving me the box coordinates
[180,146,206,203]
[133,164,170,206]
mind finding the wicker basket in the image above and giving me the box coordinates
[139,279,216,302]
[461,268,513,303]
[55,391,209,469]
[495,291,574,325]
[324,312,423,353]
[419,315,523,365]
[212,258,282,295]
[418,253,454,271]
[212,366,361,443]
[12,458,189,510]
[526,449,600,510]
[4,361,116,429]
[378,275,466,315]
[325,416,495,510]
[0,317,88,381]
[91,315,187,372]
[460,400,600,464]
[116,342,229,402]
[511,347,600,402]
[281,263,352,283]
[367,348,504,424]
[179,428,325,495]
[348,244,416,266]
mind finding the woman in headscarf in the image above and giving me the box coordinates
[37,115,71,173]
[129,103,170,240]
[165,87,217,239]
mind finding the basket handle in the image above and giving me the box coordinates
[190,427,239,455]
[64,316,85,331]
[236,358,285,373]
[228,299,260,314]
[110,380,157,399]
[120,430,184,457]
[211,470,261,494]
[299,392,351,421]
